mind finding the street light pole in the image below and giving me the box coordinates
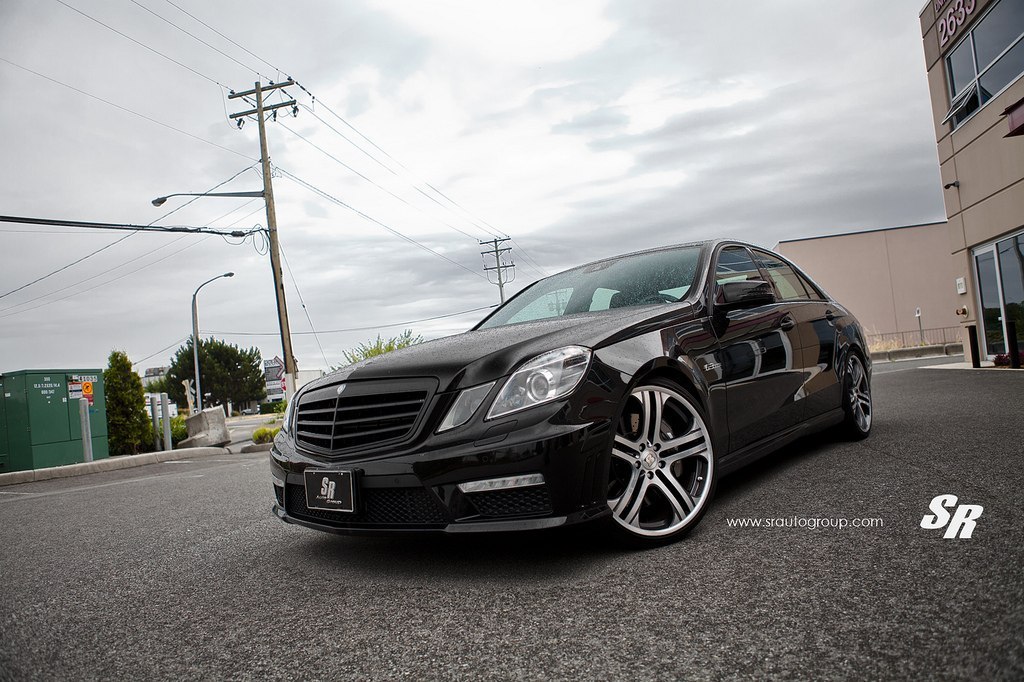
[192,272,234,413]
[152,191,263,207]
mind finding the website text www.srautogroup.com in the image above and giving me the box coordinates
[725,516,885,530]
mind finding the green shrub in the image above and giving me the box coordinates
[252,427,281,444]
[259,401,288,415]
[170,415,188,446]
[150,414,190,449]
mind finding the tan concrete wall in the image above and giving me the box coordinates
[920,0,1024,362]
[777,223,959,338]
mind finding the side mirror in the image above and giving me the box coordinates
[719,280,775,308]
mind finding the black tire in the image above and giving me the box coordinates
[840,352,872,440]
[603,378,717,547]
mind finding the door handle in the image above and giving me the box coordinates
[779,315,796,331]
[825,310,835,322]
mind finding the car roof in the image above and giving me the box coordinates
[556,238,762,276]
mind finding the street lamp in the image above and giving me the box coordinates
[192,272,234,413]
[151,190,264,207]
[154,180,297,401]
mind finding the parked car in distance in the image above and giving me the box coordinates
[270,240,872,545]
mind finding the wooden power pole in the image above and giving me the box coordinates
[480,237,514,303]
[229,81,299,386]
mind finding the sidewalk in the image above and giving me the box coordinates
[0,446,231,487]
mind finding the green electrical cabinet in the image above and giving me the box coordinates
[0,369,109,473]
[0,376,8,471]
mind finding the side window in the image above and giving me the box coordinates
[715,247,761,286]
[793,270,824,301]
[507,288,573,323]
[752,250,810,301]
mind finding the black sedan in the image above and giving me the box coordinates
[270,240,872,545]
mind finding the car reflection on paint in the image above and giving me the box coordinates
[270,240,872,545]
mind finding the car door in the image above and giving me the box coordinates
[709,245,808,453]
[751,249,841,419]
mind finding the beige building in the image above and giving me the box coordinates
[777,223,959,347]
[920,0,1024,360]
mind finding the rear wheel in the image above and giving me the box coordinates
[606,381,716,545]
[840,353,872,440]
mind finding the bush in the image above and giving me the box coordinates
[105,350,153,456]
[149,414,190,449]
[259,401,288,415]
[993,352,1023,367]
[252,427,281,444]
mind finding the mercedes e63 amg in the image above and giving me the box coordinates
[270,240,872,545]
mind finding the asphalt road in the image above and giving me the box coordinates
[1,367,1021,681]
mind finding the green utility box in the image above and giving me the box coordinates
[0,369,109,473]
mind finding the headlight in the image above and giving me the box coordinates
[437,381,495,433]
[487,346,592,420]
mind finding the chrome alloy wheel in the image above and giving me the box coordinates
[607,384,714,537]
[846,354,872,433]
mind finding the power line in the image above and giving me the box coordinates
[0,163,259,301]
[53,0,227,88]
[161,0,282,76]
[0,56,254,161]
[126,0,268,80]
[0,215,262,236]
[132,336,190,367]
[91,1,530,267]
[0,232,135,300]
[0,235,213,320]
[278,243,330,368]
[277,119,482,241]
[0,201,266,316]
[207,304,498,336]
[277,167,488,281]
[297,104,497,242]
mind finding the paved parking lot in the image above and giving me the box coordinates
[0,367,1021,680]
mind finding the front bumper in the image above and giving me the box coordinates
[270,417,615,535]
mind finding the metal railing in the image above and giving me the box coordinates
[866,326,961,350]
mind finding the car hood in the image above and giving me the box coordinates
[306,302,695,394]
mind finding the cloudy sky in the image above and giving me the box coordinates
[0,0,946,375]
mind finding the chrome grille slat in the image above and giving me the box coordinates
[293,379,435,458]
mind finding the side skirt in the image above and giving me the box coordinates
[717,408,845,476]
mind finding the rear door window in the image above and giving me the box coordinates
[752,250,810,301]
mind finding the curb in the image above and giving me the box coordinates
[870,343,964,363]
[240,443,273,453]
[0,446,231,487]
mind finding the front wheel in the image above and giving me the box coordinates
[605,381,716,546]
[840,353,872,440]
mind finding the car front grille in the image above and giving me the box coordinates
[294,378,436,457]
[468,486,553,518]
[285,483,447,527]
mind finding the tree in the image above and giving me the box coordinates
[335,330,423,368]
[104,350,152,456]
[164,337,266,409]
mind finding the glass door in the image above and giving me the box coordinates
[996,234,1024,352]
[974,247,1006,357]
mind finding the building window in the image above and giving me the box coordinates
[942,0,1024,128]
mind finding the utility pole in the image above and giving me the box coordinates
[481,237,515,304]
[229,81,299,392]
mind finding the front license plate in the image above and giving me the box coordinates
[303,469,356,512]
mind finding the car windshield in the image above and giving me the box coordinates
[478,246,703,329]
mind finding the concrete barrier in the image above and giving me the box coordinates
[871,343,964,363]
[0,446,230,487]
[180,406,230,448]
